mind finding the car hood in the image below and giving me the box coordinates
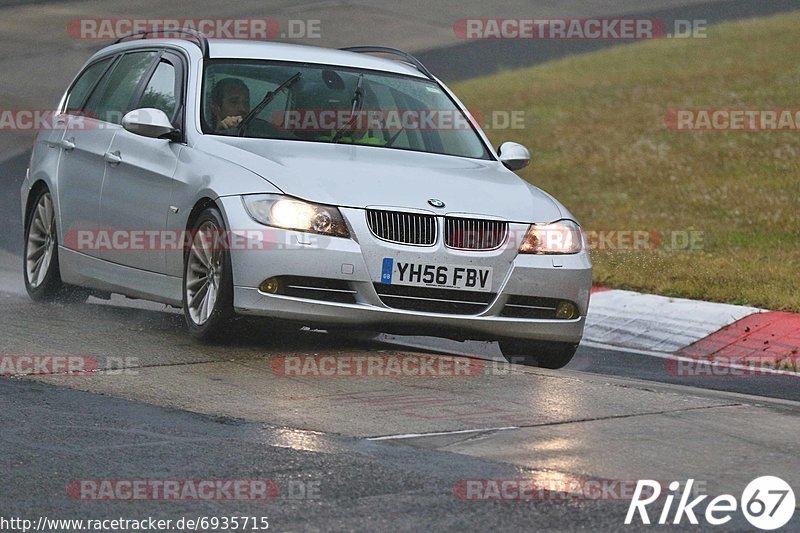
[204,137,564,223]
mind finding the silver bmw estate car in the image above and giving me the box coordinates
[21,32,591,368]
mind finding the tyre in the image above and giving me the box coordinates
[498,339,578,369]
[23,188,88,303]
[183,206,235,340]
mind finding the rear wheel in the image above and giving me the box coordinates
[23,188,87,303]
[498,340,578,369]
[183,207,235,340]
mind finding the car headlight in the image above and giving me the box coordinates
[242,194,350,238]
[519,219,583,254]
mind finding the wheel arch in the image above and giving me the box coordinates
[185,197,222,233]
[24,180,52,233]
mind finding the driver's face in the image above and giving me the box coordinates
[215,87,250,120]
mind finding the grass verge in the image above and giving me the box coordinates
[454,12,800,311]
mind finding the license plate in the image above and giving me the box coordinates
[380,258,493,292]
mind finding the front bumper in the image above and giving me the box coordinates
[219,197,592,343]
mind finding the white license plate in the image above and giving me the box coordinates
[380,258,493,292]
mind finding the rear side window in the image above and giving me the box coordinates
[63,58,112,114]
[138,60,178,123]
[84,51,158,124]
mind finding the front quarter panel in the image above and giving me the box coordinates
[164,146,283,277]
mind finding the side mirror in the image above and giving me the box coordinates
[122,108,177,139]
[497,142,531,171]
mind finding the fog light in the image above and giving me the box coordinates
[556,301,577,319]
[260,278,280,294]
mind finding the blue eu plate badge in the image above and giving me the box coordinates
[381,258,394,284]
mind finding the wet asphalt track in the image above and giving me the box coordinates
[1,1,799,530]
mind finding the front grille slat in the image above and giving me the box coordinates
[445,217,507,250]
[425,215,431,243]
[366,209,437,246]
[398,212,403,242]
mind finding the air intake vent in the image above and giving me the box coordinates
[374,283,494,315]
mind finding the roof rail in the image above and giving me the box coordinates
[339,46,435,80]
[114,29,209,58]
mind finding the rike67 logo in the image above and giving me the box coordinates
[626,477,795,530]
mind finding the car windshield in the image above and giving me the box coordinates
[202,60,491,159]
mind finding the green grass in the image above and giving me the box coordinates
[453,12,800,311]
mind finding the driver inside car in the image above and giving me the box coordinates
[210,78,250,133]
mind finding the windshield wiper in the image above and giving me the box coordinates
[237,72,302,136]
[332,74,365,143]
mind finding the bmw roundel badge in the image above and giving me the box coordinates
[428,198,445,208]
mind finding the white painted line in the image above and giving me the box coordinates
[581,341,800,378]
[585,289,762,352]
[367,426,519,441]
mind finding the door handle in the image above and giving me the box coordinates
[104,150,122,166]
[60,137,75,152]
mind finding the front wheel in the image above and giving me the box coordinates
[498,340,578,369]
[183,207,235,341]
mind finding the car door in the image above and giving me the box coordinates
[97,51,184,273]
[53,55,117,254]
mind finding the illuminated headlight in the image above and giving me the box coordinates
[242,194,350,238]
[519,219,583,254]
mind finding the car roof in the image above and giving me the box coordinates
[95,38,429,79]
